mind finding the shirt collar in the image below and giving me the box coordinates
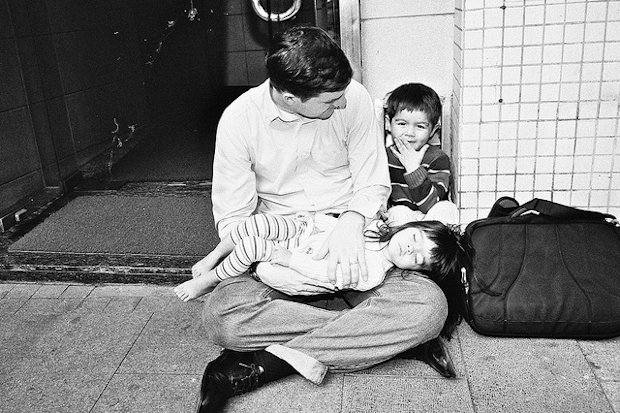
[258,80,304,124]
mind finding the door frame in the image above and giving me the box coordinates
[339,0,362,82]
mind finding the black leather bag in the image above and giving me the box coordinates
[462,197,620,339]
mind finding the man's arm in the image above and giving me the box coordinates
[211,107,258,239]
[344,81,391,221]
[315,81,390,288]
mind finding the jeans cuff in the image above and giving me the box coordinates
[265,344,328,385]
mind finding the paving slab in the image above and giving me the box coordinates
[1,281,620,413]
[579,337,620,381]
[60,284,95,298]
[4,283,40,298]
[0,297,29,314]
[0,314,60,376]
[459,324,613,413]
[31,284,68,298]
[602,381,620,412]
[357,332,465,378]
[91,373,200,413]
[16,297,83,314]
[223,374,346,413]
[0,370,109,413]
[341,375,474,413]
[119,340,218,374]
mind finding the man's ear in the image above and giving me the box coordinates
[282,92,299,106]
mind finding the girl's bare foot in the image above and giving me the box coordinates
[192,255,220,278]
[174,273,218,302]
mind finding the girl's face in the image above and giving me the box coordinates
[388,109,436,151]
[386,227,436,271]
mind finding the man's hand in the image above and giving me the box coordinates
[390,139,428,173]
[255,262,336,296]
[313,211,367,289]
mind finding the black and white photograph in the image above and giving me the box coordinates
[1,1,619,412]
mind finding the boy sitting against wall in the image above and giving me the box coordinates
[383,83,457,225]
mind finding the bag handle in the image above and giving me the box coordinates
[511,198,615,221]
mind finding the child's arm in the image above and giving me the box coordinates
[399,147,451,214]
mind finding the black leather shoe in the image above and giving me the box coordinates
[398,337,457,378]
[196,349,265,413]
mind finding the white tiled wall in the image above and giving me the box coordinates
[454,0,620,224]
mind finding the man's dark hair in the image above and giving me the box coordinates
[266,25,353,101]
[385,83,442,127]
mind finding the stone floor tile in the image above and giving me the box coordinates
[0,370,108,413]
[89,284,175,298]
[134,304,206,344]
[4,283,40,298]
[118,340,219,375]
[223,374,345,413]
[579,337,620,381]
[357,333,465,379]
[75,296,112,312]
[600,381,620,413]
[342,375,473,413]
[0,298,28,314]
[0,282,16,298]
[459,324,612,413]
[61,284,95,298]
[91,373,199,413]
[15,312,151,377]
[133,296,173,313]
[0,314,59,376]
[102,296,143,312]
[15,298,83,314]
[0,282,16,292]
[31,284,68,298]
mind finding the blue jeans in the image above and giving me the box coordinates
[202,271,447,384]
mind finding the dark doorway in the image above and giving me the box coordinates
[101,0,342,185]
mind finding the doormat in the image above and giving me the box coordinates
[8,195,219,269]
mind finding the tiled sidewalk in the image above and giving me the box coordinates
[1,281,619,413]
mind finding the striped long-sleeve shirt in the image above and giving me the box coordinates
[387,145,451,214]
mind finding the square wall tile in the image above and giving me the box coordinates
[0,39,27,111]
[564,23,585,43]
[586,1,608,22]
[585,22,606,42]
[583,43,605,62]
[0,108,40,183]
[524,5,545,26]
[566,2,586,23]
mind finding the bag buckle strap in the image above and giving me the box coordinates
[606,217,620,227]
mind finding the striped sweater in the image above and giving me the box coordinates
[387,145,451,214]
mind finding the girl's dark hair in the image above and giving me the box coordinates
[385,83,442,127]
[366,220,473,340]
[266,25,353,101]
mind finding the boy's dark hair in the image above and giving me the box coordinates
[385,83,442,127]
[367,220,472,340]
[266,25,353,101]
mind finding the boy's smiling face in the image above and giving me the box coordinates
[388,109,437,151]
